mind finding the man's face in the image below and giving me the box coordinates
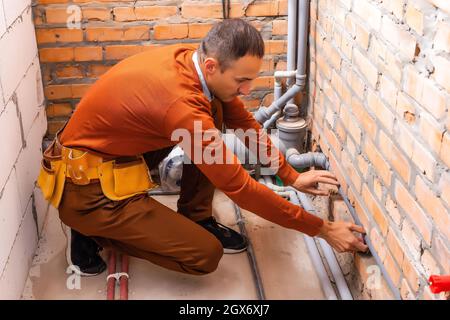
[203,54,262,102]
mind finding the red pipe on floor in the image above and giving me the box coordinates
[106,250,116,300]
[429,275,450,294]
[120,254,129,300]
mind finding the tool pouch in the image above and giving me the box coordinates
[98,156,157,201]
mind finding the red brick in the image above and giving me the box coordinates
[36,28,83,44]
[188,23,213,39]
[47,120,67,135]
[252,76,274,90]
[379,75,398,109]
[367,90,394,133]
[364,138,392,186]
[104,44,156,60]
[86,26,150,42]
[383,250,402,288]
[44,84,72,100]
[153,24,188,40]
[353,48,378,88]
[46,103,72,117]
[39,47,74,62]
[385,195,403,227]
[386,227,405,268]
[74,46,102,61]
[246,1,279,17]
[439,172,450,208]
[405,3,424,35]
[55,65,83,79]
[431,55,450,92]
[272,19,287,35]
[401,254,423,294]
[45,7,70,24]
[362,185,388,235]
[71,84,91,98]
[82,7,110,21]
[421,249,442,278]
[430,233,450,274]
[264,40,287,54]
[419,112,444,155]
[114,6,177,22]
[401,219,422,260]
[440,132,450,168]
[396,91,416,125]
[433,21,450,53]
[411,141,437,181]
[381,0,405,20]
[395,180,432,245]
[351,97,376,139]
[353,0,381,30]
[182,2,243,19]
[315,52,332,80]
[381,16,417,60]
[415,176,450,241]
[369,226,387,262]
[404,66,446,119]
[86,65,112,78]
[400,278,416,300]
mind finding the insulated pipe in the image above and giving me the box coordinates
[295,190,353,300]
[287,152,402,300]
[106,250,116,300]
[120,254,129,300]
[259,177,352,299]
[258,177,338,299]
[288,191,339,300]
[254,0,309,124]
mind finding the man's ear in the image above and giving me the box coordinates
[203,57,219,75]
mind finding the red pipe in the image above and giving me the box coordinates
[120,254,129,300]
[429,275,450,294]
[106,250,116,300]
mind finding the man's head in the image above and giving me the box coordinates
[198,19,264,102]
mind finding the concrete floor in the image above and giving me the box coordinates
[22,191,326,300]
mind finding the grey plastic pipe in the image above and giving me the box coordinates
[286,148,329,170]
[287,153,402,300]
[258,177,338,300]
[295,190,353,300]
[254,0,310,124]
[286,0,298,105]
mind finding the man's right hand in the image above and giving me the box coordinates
[317,220,368,253]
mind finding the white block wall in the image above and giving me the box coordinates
[0,0,48,299]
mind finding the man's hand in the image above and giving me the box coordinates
[292,169,340,196]
[317,220,368,253]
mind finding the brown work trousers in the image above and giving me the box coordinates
[59,101,225,275]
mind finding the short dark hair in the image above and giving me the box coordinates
[199,19,265,71]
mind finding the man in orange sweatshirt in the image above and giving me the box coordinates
[53,19,367,276]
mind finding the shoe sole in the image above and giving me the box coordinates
[61,222,104,277]
[223,246,247,254]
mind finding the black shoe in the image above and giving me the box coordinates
[63,226,107,276]
[197,217,248,254]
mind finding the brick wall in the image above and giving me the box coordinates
[33,0,291,137]
[0,0,48,299]
[309,0,449,300]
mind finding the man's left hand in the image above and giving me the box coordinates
[292,170,340,196]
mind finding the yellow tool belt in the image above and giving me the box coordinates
[37,136,158,208]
